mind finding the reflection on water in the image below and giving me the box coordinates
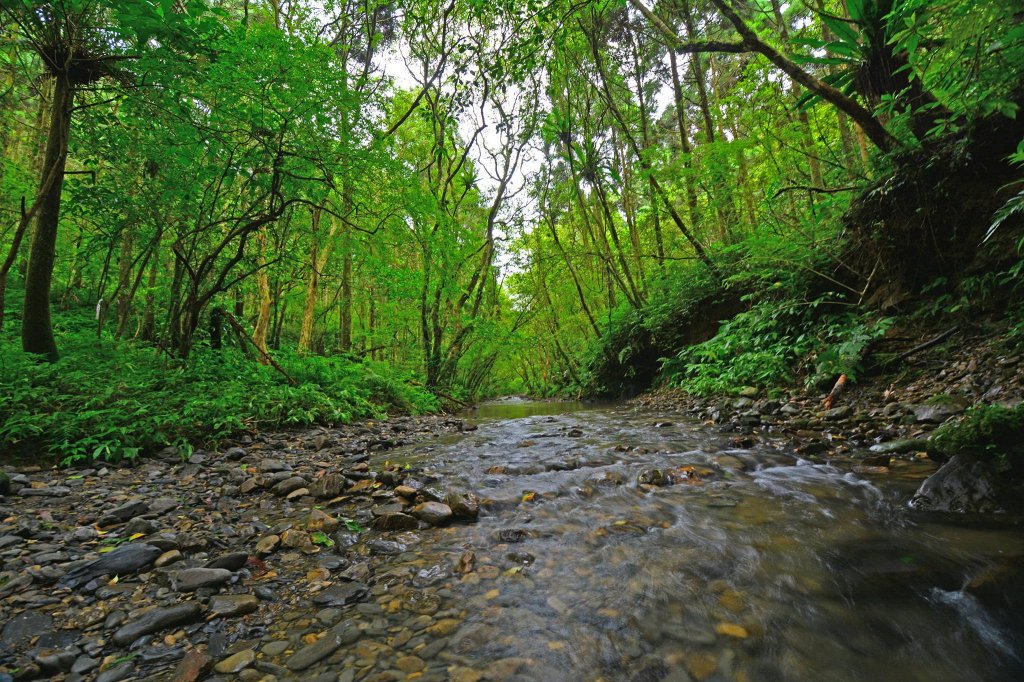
[378,402,1024,681]
[465,398,594,421]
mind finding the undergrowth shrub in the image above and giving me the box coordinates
[662,296,894,396]
[0,329,437,465]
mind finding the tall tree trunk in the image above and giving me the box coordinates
[298,208,322,353]
[299,208,341,353]
[680,0,716,145]
[339,235,353,352]
[0,201,33,331]
[22,73,72,361]
[141,250,158,342]
[115,230,133,335]
[668,48,701,230]
[252,229,272,363]
[770,0,824,189]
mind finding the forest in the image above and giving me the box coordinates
[1,0,1023,462]
[3,3,1024,681]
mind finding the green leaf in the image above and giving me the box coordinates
[846,0,867,23]
[310,531,335,547]
[343,518,366,533]
[821,14,860,46]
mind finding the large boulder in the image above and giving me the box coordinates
[910,454,1018,513]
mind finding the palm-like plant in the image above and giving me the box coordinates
[796,0,947,141]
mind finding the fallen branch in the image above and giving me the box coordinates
[888,326,960,366]
[356,345,387,358]
[774,185,858,197]
[822,373,848,410]
[223,312,296,385]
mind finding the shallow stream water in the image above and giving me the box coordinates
[374,400,1024,681]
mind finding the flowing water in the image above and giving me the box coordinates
[374,400,1024,681]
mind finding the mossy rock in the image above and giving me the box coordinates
[0,471,10,496]
[927,403,1024,471]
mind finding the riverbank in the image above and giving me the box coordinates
[0,414,479,681]
[632,320,1024,514]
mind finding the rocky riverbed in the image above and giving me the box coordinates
[0,415,493,682]
[633,330,1024,514]
[1,334,1022,682]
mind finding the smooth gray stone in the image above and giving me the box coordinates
[59,543,161,588]
[112,602,204,646]
[286,631,344,671]
[171,567,232,592]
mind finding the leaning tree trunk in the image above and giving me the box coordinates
[22,73,72,361]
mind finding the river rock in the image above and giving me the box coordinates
[286,631,344,671]
[112,602,204,645]
[368,539,406,555]
[412,501,453,525]
[395,655,425,673]
[445,492,480,520]
[71,655,101,675]
[205,551,249,571]
[70,526,98,541]
[123,516,159,536]
[19,485,71,496]
[155,550,183,567]
[273,476,308,496]
[59,543,161,588]
[374,512,419,530]
[255,534,280,554]
[209,594,260,618]
[169,649,212,682]
[34,649,75,674]
[913,398,968,424]
[494,528,530,543]
[869,438,929,454]
[306,509,339,532]
[172,567,232,592]
[309,473,349,499]
[259,459,291,473]
[824,405,853,420]
[911,454,1010,513]
[95,662,135,682]
[2,610,53,645]
[313,582,368,607]
[214,649,255,674]
[97,498,150,526]
[637,469,668,486]
[239,477,262,494]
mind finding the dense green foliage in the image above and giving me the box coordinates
[2,0,1023,462]
[0,313,436,464]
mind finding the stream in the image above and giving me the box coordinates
[370,399,1024,681]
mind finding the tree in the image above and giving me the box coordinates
[626,0,900,151]
[0,0,212,359]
